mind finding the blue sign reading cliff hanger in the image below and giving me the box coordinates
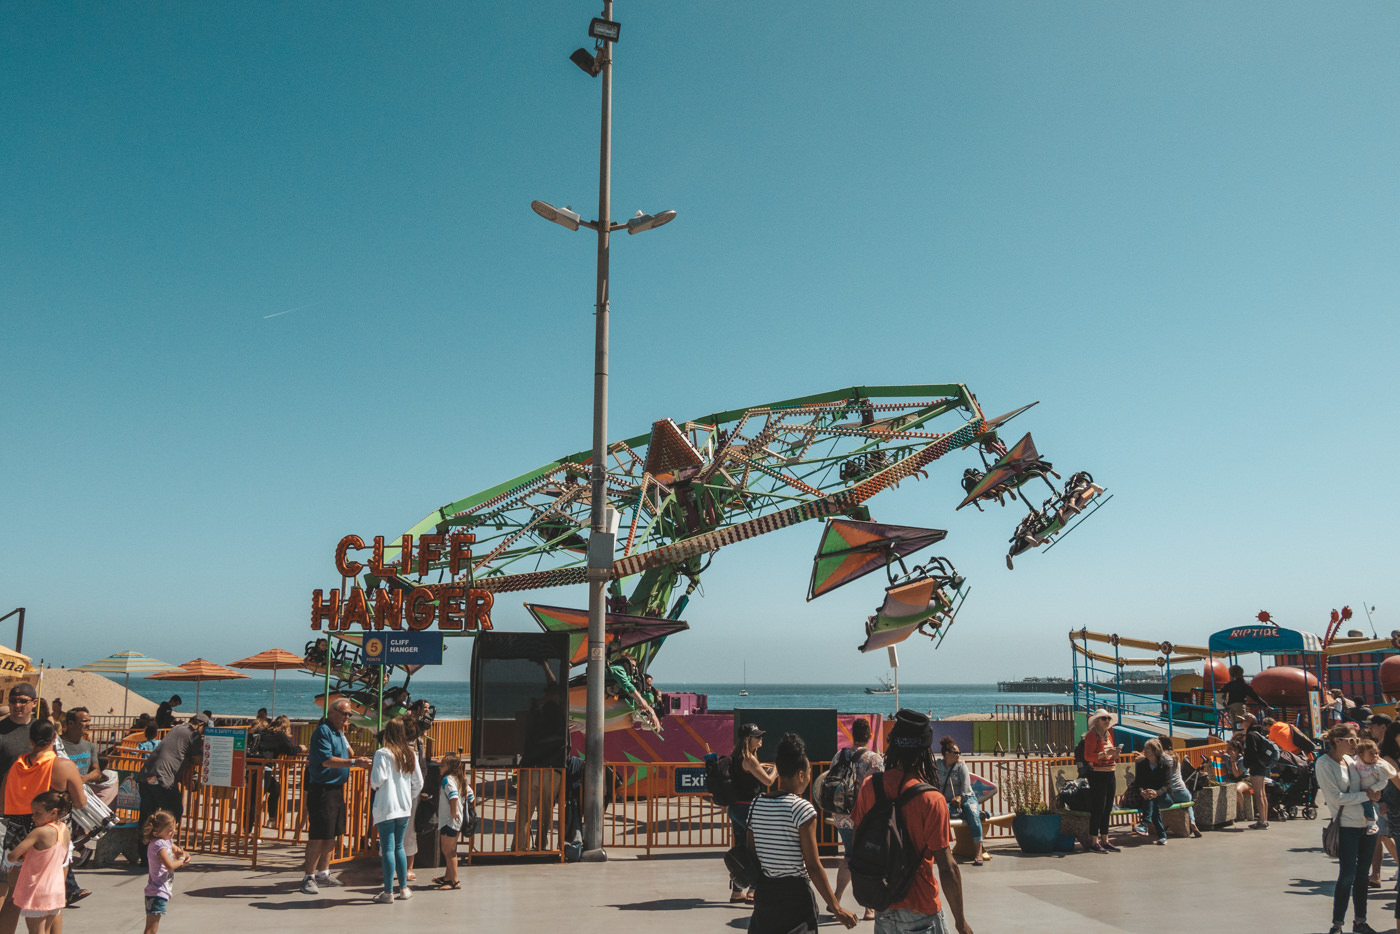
[362,631,443,666]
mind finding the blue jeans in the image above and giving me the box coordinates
[376,817,410,894]
[875,907,949,934]
[953,798,982,843]
[1160,787,1195,824]
[1139,796,1166,839]
[1334,825,1378,925]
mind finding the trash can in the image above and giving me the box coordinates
[414,760,442,868]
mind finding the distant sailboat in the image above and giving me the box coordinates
[739,661,749,697]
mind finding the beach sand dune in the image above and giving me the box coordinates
[32,669,159,720]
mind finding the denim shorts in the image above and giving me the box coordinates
[145,896,169,916]
[874,908,948,934]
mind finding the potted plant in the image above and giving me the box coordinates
[1007,776,1068,853]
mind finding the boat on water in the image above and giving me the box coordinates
[865,675,896,695]
[739,662,748,696]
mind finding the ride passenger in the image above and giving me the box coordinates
[1316,725,1382,934]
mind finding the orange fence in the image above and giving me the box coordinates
[464,767,566,862]
[92,743,1235,864]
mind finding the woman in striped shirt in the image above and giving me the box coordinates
[746,733,858,933]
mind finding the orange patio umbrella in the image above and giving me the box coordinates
[145,658,249,713]
[228,648,305,715]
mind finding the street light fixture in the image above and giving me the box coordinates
[529,2,676,863]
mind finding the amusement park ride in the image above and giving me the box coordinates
[304,385,1109,728]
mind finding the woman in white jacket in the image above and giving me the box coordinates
[1315,725,1382,934]
[369,717,424,904]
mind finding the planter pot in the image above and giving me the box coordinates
[1011,813,1072,854]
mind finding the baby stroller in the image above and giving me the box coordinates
[1269,752,1319,821]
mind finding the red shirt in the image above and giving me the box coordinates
[850,768,950,916]
[1084,729,1117,771]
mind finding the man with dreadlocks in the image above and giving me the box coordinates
[851,710,973,934]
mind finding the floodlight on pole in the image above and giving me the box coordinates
[531,200,582,231]
[529,0,678,865]
[626,209,677,235]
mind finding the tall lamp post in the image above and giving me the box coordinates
[531,3,676,860]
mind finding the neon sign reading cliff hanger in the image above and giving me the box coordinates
[310,534,493,633]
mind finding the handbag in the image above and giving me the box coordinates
[723,843,760,890]
[1323,804,1346,858]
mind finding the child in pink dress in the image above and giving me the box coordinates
[7,791,73,934]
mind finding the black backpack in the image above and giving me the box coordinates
[1073,736,1090,779]
[849,778,936,911]
[819,748,862,816]
[705,753,737,806]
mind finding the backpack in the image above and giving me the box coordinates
[1245,731,1281,770]
[705,753,737,806]
[462,796,480,836]
[849,777,936,911]
[1073,736,1090,779]
[818,748,863,816]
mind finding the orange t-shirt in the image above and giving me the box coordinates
[850,769,950,916]
[1268,722,1300,754]
[1084,729,1117,771]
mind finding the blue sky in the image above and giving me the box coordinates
[3,3,1398,686]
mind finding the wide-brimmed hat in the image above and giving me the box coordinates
[1089,708,1117,728]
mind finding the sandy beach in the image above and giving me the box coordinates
[30,668,158,719]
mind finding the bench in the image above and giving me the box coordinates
[1058,802,1194,848]
[949,812,1015,859]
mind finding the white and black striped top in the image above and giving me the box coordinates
[749,792,817,879]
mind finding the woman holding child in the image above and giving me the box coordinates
[1316,724,1383,934]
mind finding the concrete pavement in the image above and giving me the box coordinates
[59,815,1392,934]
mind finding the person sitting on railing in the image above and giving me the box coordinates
[1219,666,1266,731]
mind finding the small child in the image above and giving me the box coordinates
[1353,740,1394,835]
[433,755,474,890]
[143,809,191,933]
[8,790,74,934]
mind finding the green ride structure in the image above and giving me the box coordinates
[307,385,1109,728]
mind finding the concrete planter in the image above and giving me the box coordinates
[1193,785,1237,828]
[1011,813,1074,853]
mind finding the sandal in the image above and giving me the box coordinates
[433,880,461,890]
[730,893,748,903]
[431,876,449,887]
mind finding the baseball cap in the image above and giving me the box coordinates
[8,683,37,701]
[737,723,765,739]
[189,713,213,727]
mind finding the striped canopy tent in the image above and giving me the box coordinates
[72,651,180,722]
[146,658,249,713]
[228,649,304,715]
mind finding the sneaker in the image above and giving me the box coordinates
[315,872,343,887]
[1102,841,1120,852]
[1354,922,1379,934]
[397,887,413,900]
[1090,843,1107,853]
[1132,823,1150,837]
[1328,925,1343,934]
[372,891,394,904]
[1248,821,1269,830]
[1155,838,1166,846]
[300,876,320,895]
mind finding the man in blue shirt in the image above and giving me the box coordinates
[301,699,370,894]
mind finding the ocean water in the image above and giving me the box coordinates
[124,676,1073,721]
